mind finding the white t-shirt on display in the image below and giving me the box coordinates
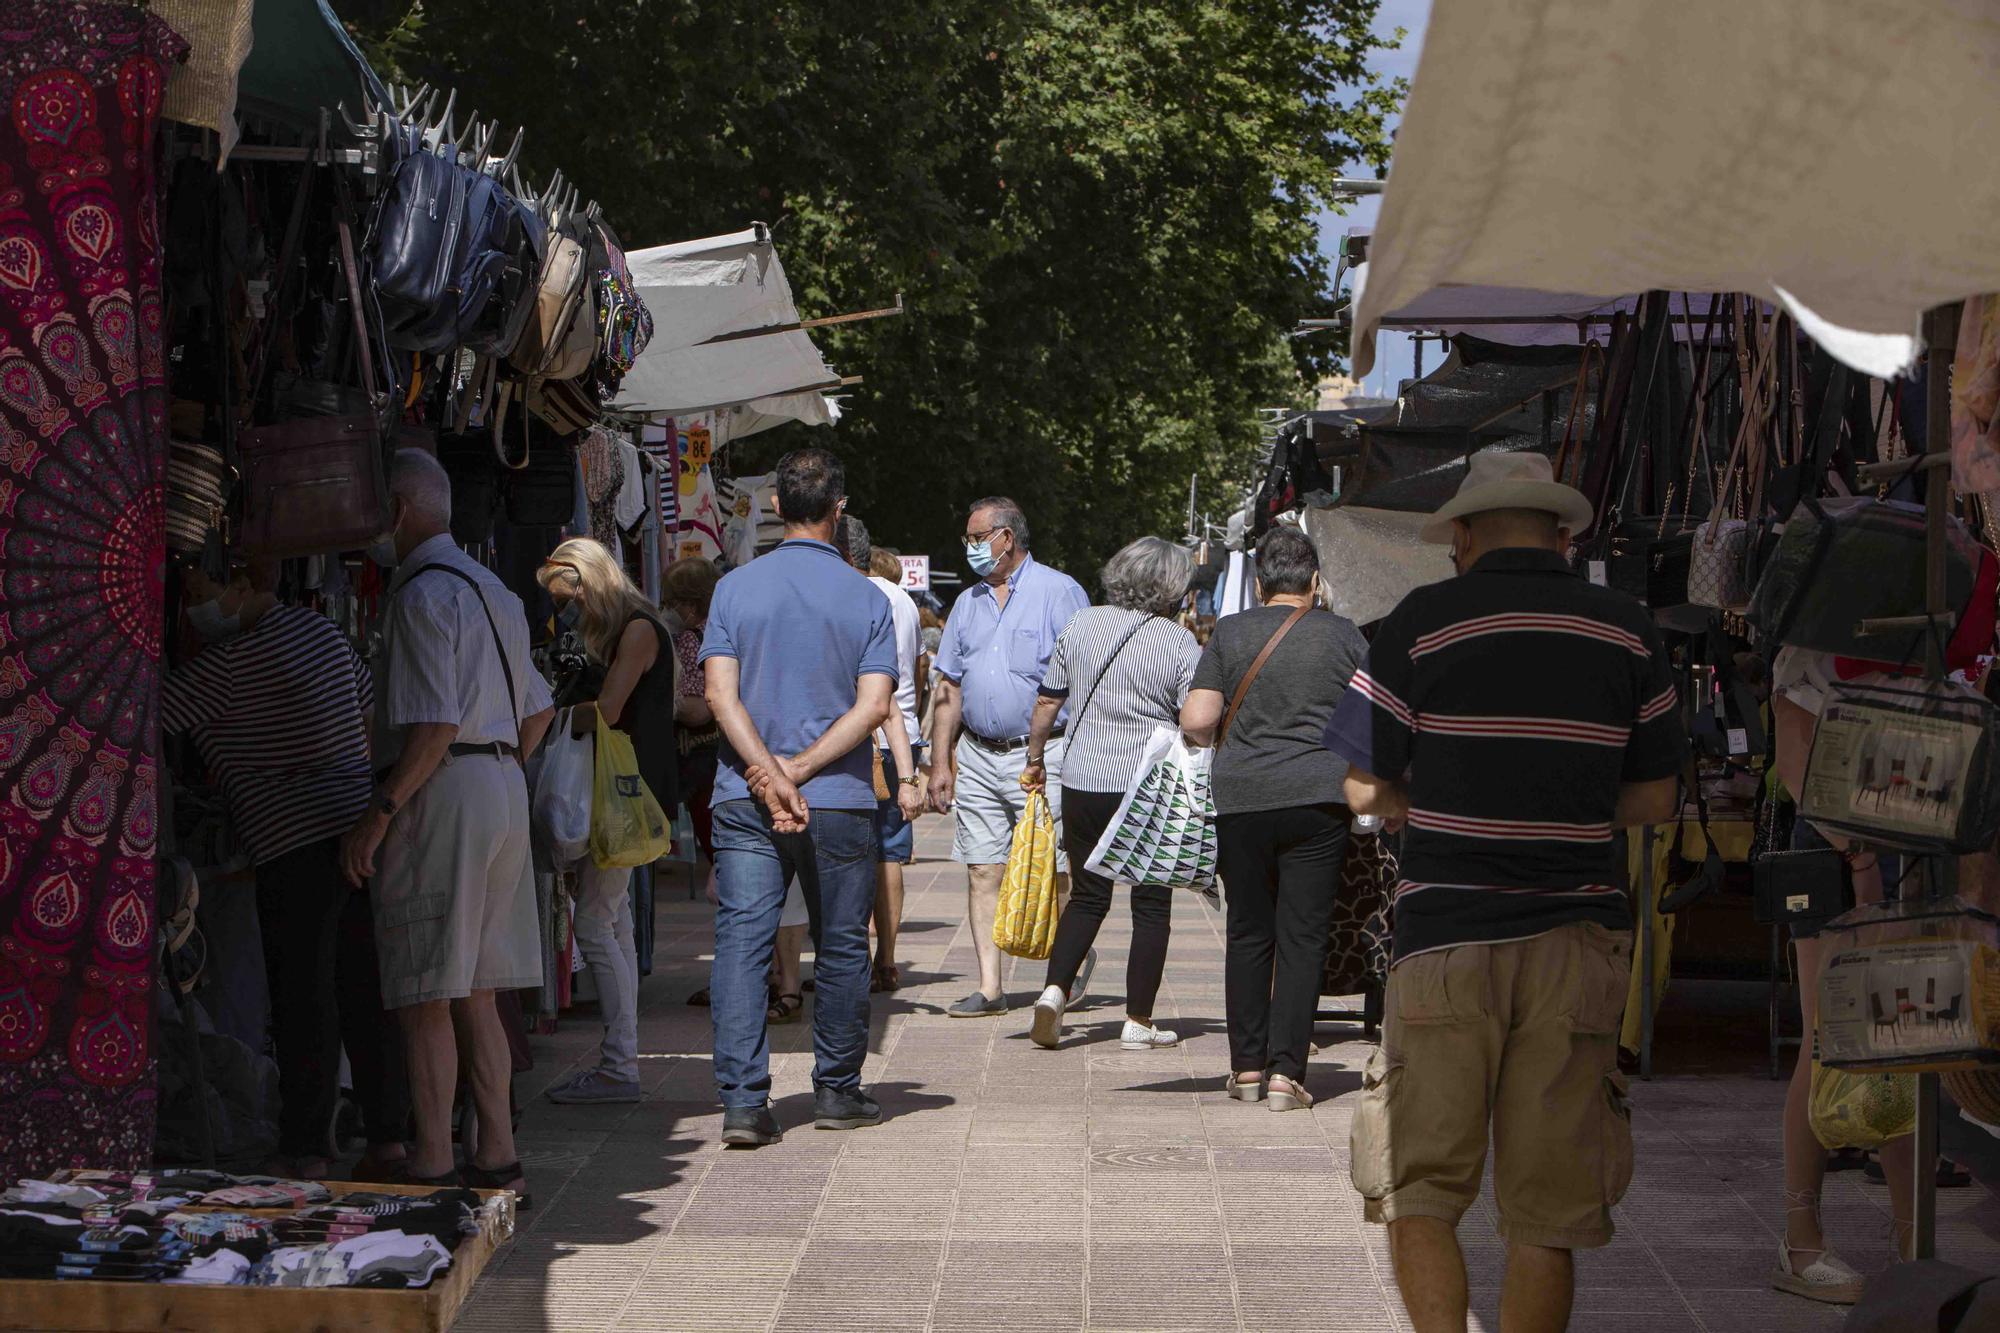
[869,574,923,747]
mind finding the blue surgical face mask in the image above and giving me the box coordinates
[556,601,582,632]
[187,598,242,642]
[965,541,998,577]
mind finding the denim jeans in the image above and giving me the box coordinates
[711,799,876,1108]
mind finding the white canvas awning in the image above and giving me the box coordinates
[611,224,840,432]
[1352,0,2000,378]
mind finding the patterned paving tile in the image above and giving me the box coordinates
[461,817,1997,1332]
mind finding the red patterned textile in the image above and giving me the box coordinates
[0,1,185,1180]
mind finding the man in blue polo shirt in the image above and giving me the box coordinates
[700,447,898,1146]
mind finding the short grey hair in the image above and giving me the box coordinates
[838,513,872,570]
[969,495,1029,551]
[389,448,452,524]
[1255,525,1318,597]
[1101,536,1192,615]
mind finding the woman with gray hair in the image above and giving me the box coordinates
[1020,536,1201,1050]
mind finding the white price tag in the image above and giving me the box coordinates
[1587,560,1607,586]
[1727,727,1748,754]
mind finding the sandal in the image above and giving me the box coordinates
[387,1162,462,1190]
[870,964,901,993]
[1267,1074,1314,1112]
[1225,1073,1266,1103]
[767,992,804,1025]
[462,1159,532,1211]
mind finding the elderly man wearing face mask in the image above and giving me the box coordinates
[162,558,410,1182]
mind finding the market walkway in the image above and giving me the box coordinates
[456,818,1995,1332]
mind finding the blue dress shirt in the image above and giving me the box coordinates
[934,555,1089,741]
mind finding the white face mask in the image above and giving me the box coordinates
[366,503,404,567]
[187,597,242,642]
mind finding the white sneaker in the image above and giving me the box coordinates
[1030,985,1066,1049]
[1771,1240,1864,1305]
[1120,1020,1180,1050]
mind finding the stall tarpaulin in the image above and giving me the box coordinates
[1350,0,2000,378]
[611,226,839,431]
[1301,505,1451,627]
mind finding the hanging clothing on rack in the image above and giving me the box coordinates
[578,425,625,552]
[0,1,188,1183]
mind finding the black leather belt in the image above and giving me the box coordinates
[448,741,518,761]
[963,727,1061,755]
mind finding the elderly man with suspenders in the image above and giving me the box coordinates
[339,450,557,1203]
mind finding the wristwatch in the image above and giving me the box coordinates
[374,788,400,818]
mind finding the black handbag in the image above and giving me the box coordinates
[1752,847,1852,928]
[1605,517,1699,613]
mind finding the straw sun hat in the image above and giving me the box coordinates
[1418,451,1594,545]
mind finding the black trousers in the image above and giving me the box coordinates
[1216,804,1349,1081]
[256,836,409,1158]
[1044,788,1173,1019]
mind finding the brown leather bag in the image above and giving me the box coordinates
[236,218,391,558]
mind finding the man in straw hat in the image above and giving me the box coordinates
[1323,451,1687,1333]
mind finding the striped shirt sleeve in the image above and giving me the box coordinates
[1323,608,1417,781]
[1039,622,1073,698]
[160,644,231,735]
[1623,620,1688,781]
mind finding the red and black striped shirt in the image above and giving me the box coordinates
[1324,547,1687,962]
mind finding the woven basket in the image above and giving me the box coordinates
[1943,1068,2000,1126]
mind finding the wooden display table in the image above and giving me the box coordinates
[0,1181,514,1333]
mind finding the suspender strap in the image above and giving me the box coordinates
[403,563,523,751]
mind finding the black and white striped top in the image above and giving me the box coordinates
[162,605,374,866]
[1038,607,1201,793]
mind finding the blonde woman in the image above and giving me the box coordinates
[536,539,679,1105]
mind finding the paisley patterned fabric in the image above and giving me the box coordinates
[0,1,185,1182]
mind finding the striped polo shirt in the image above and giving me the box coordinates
[1038,607,1201,793]
[162,605,374,867]
[1323,547,1686,962]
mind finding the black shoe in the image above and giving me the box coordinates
[813,1086,882,1131]
[721,1106,783,1147]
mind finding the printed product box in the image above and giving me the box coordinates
[1819,938,2000,1072]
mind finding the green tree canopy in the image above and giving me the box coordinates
[349,1,1401,581]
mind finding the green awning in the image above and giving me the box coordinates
[236,0,386,129]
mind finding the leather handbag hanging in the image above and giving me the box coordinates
[236,218,391,559]
[507,221,589,373]
[1690,306,1780,612]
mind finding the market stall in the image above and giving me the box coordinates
[1349,0,2000,1266]
[0,5,866,1293]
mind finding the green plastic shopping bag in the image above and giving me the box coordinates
[589,710,673,868]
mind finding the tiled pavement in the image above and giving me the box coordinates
[458,818,2000,1331]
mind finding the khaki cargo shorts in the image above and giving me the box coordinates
[373,753,541,1009]
[1350,922,1635,1249]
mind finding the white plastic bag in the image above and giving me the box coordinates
[533,709,594,863]
[1085,725,1218,901]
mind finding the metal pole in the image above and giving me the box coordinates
[1911,301,1963,1262]
[1639,824,1655,1080]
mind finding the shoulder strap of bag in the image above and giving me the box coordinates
[1220,604,1311,746]
[404,563,521,749]
[1068,614,1157,737]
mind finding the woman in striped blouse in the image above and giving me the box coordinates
[1021,537,1201,1052]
